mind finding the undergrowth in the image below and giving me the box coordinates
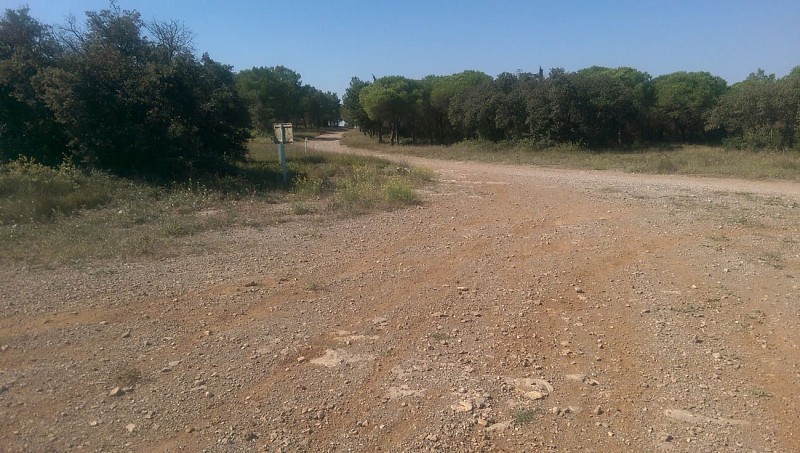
[0,140,431,266]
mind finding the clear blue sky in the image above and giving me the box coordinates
[5,0,799,99]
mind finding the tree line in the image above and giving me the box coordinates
[0,5,340,178]
[236,66,340,135]
[343,66,800,150]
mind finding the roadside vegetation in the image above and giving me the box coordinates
[342,67,800,153]
[0,6,340,180]
[343,131,800,181]
[0,6,426,267]
[0,136,430,266]
[341,63,799,181]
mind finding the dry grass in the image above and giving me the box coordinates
[112,364,143,387]
[0,139,430,266]
[343,131,800,181]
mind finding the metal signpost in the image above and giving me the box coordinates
[273,123,293,186]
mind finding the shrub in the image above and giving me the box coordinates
[0,158,115,224]
[383,180,420,204]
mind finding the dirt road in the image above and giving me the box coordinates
[2,131,799,452]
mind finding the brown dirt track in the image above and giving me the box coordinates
[2,130,799,452]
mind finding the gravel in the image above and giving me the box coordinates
[1,132,799,452]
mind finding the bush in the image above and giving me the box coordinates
[0,158,115,224]
[382,180,420,204]
[293,175,325,196]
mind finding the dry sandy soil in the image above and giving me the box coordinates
[2,131,800,452]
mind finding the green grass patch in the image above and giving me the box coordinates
[271,150,428,216]
[512,407,541,425]
[382,180,420,204]
[343,131,800,181]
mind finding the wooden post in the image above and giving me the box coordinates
[279,124,288,186]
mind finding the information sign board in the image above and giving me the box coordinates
[273,123,293,143]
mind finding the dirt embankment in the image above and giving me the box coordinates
[1,131,799,452]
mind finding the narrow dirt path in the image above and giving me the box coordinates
[310,130,800,200]
[1,131,798,452]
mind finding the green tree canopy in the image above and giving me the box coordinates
[300,85,340,128]
[342,76,378,134]
[706,68,798,149]
[359,75,419,144]
[236,65,303,132]
[13,3,252,177]
[652,71,727,142]
[344,66,797,150]
[427,70,491,143]
[236,65,338,132]
[573,66,653,147]
[0,7,66,164]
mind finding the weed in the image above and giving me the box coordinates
[732,215,764,228]
[734,191,757,201]
[113,364,142,387]
[305,280,328,292]
[294,175,325,197]
[512,408,540,425]
[762,196,786,206]
[162,219,199,237]
[291,202,314,215]
[383,180,420,204]
[90,267,118,275]
[655,156,679,174]
[409,166,436,182]
[0,158,115,224]
[758,252,784,270]
[669,195,702,210]
[670,304,706,314]
[752,388,773,398]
